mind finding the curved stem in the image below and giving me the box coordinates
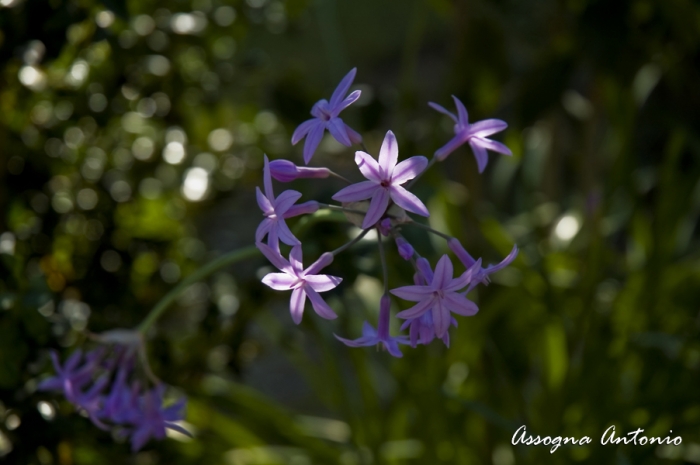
[331,228,371,256]
[376,227,389,294]
[328,170,352,184]
[137,245,260,333]
[407,219,452,241]
[317,202,370,216]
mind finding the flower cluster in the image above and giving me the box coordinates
[38,330,189,451]
[257,68,518,357]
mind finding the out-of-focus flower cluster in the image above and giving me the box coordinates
[257,68,519,357]
[38,331,189,451]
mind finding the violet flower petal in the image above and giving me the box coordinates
[362,187,390,228]
[388,185,429,217]
[332,180,378,202]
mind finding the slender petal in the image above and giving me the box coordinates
[256,241,292,273]
[435,134,469,161]
[305,287,338,319]
[432,300,450,338]
[304,252,334,275]
[305,274,342,292]
[391,156,428,184]
[327,117,352,146]
[332,180,378,202]
[362,188,390,228]
[396,297,435,319]
[432,255,454,290]
[468,139,489,173]
[329,68,356,109]
[355,151,382,182]
[289,245,304,273]
[262,273,296,290]
[468,119,508,137]
[472,136,512,156]
[378,130,398,176]
[485,245,519,273]
[254,219,272,243]
[303,122,325,164]
[255,187,274,215]
[346,126,363,144]
[336,90,361,113]
[452,95,469,125]
[290,287,306,324]
[284,201,319,218]
[274,190,303,214]
[276,218,300,246]
[390,285,433,301]
[428,102,458,123]
[291,119,318,145]
[388,185,429,217]
[443,292,479,316]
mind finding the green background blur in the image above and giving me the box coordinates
[1,0,700,464]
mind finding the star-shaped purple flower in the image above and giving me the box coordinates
[129,386,190,452]
[332,130,429,229]
[391,255,480,338]
[448,239,519,291]
[399,270,457,347]
[292,68,363,164]
[256,155,314,251]
[335,295,409,358]
[429,96,512,172]
[258,242,342,324]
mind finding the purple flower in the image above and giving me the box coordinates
[429,96,512,172]
[391,255,479,338]
[292,68,363,164]
[448,239,518,289]
[269,159,330,182]
[401,311,457,348]
[129,386,189,452]
[335,295,409,357]
[332,130,429,229]
[258,242,342,324]
[378,218,392,236]
[256,155,310,251]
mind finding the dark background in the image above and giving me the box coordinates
[1,0,700,463]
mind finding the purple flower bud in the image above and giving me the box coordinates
[448,238,476,268]
[269,159,330,182]
[395,237,414,260]
[378,218,392,236]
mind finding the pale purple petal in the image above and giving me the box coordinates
[415,257,433,282]
[327,117,352,146]
[383,340,404,358]
[276,219,300,246]
[305,274,342,292]
[290,287,306,324]
[346,125,363,144]
[428,102,458,123]
[289,245,303,273]
[267,226,280,252]
[305,287,338,320]
[378,130,398,175]
[435,133,468,161]
[291,119,319,145]
[261,273,296,290]
[432,300,450,338]
[362,188,390,229]
[396,297,435,319]
[284,201,319,218]
[443,292,479,316]
[256,241,292,273]
[391,156,428,184]
[452,95,469,125]
[468,139,489,173]
[274,190,303,214]
[471,136,512,156]
[432,255,454,290]
[303,122,325,165]
[468,119,507,138]
[332,180,379,202]
[263,155,274,200]
[485,245,518,273]
[335,90,361,114]
[388,185,429,217]
[355,151,382,182]
[255,187,274,215]
[334,333,377,348]
[310,100,328,119]
[329,68,356,109]
[304,252,334,275]
[255,218,272,243]
[390,285,433,301]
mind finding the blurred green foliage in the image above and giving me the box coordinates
[1,0,700,464]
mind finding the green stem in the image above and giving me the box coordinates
[331,228,371,256]
[408,219,452,241]
[376,227,389,294]
[137,245,260,333]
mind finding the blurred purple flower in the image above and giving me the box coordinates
[258,242,342,324]
[401,311,457,348]
[392,255,479,338]
[269,159,330,182]
[448,239,518,290]
[256,155,310,251]
[429,96,512,172]
[335,295,409,357]
[129,387,189,452]
[332,130,429,228]
[292,68,363,164]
